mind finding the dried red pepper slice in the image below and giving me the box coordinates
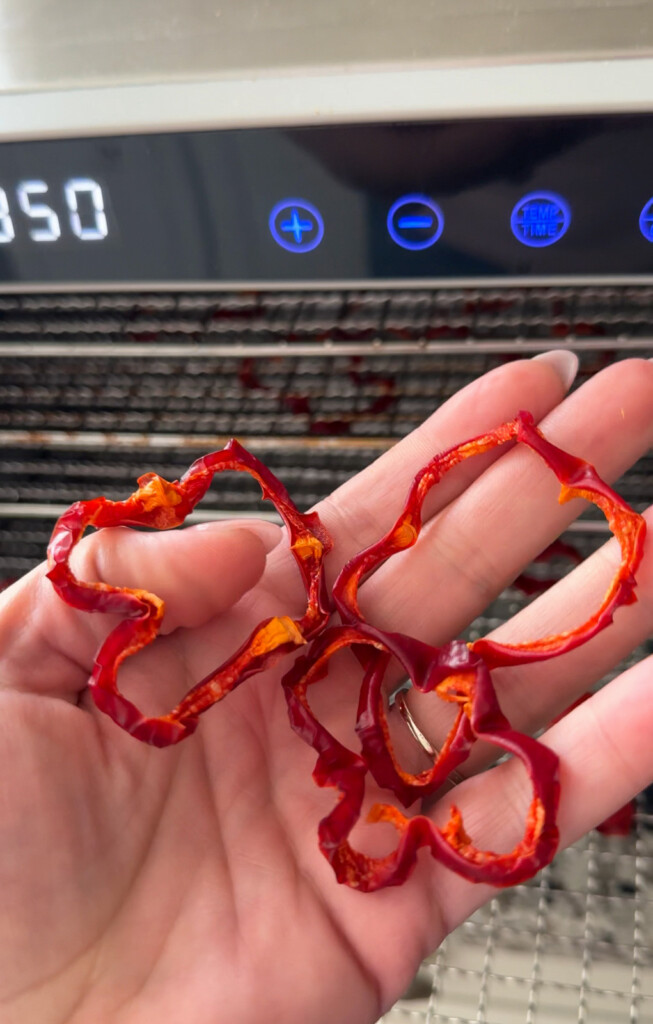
[47,440,332,747]
[332,410,646,802]
[356,649,471,807]
[335,411,644,647]
[473,412,646,668]
[596,801,636,837]
[283,625,560,891]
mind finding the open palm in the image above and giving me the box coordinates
[1,353,652,1024]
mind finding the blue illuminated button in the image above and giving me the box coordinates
[387,195,444,250]
[269,198,324,253]
[639,198,653,242]
[511,191,571,247]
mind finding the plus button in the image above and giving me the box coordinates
[269,199,324,253]
[280,208,313,244]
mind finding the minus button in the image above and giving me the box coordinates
[387,195,444,250]
[397,216,434,230]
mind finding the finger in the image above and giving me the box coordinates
[473,505,653,740]
[70,519,282,636]
[176,352,586,736]
[398,500,653,779]
[422,651,653,940]
[261,352,576,616]
[76,352,577,729]
[354,357,651,779]
[312,352,577,573]
[166,353,576,689]
[363,357,653,645]
[0,520,281,698]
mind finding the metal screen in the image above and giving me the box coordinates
[382,816,653,1023]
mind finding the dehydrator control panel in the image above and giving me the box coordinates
[1,114,653,286]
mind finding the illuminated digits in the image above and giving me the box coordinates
[64,178,108,240]
[0,187,15,243]
[16,181,61,242]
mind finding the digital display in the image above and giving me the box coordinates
[0,113,652,285]
[0,178,108,245]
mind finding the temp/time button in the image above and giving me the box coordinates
[387,195,444,250]
[510,191,571,247]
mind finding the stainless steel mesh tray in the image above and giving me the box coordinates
[379,589,653,1024]
[382,813,653,1023]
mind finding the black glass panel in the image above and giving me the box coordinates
[0,115,652,284]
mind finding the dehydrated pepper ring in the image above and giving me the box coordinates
[330,410,646,804]
[278,411,644,889]
[282,625,560,891]
[47,440,332,747]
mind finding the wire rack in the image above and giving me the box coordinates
[378,584,653,1024]
[1,286,653,343]
[381,810,653,1024]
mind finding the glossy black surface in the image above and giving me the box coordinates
[1,115,653,284]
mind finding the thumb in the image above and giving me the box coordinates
[0,519,282,699]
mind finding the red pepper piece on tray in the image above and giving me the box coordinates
[513,538,582,596]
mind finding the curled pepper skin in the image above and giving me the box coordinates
[472,412,646,668]
[47,440,332,747]
[283,625,560,891]
[330,410,646,805]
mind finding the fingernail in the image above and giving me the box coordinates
[533,349,579,391]
[194,519,283,553]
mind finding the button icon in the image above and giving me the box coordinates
[639,198,653,242]
[510,191,571,247]
[387,195,444,250]
[269,198,324,253]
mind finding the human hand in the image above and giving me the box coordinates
[0,353,651,1024]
